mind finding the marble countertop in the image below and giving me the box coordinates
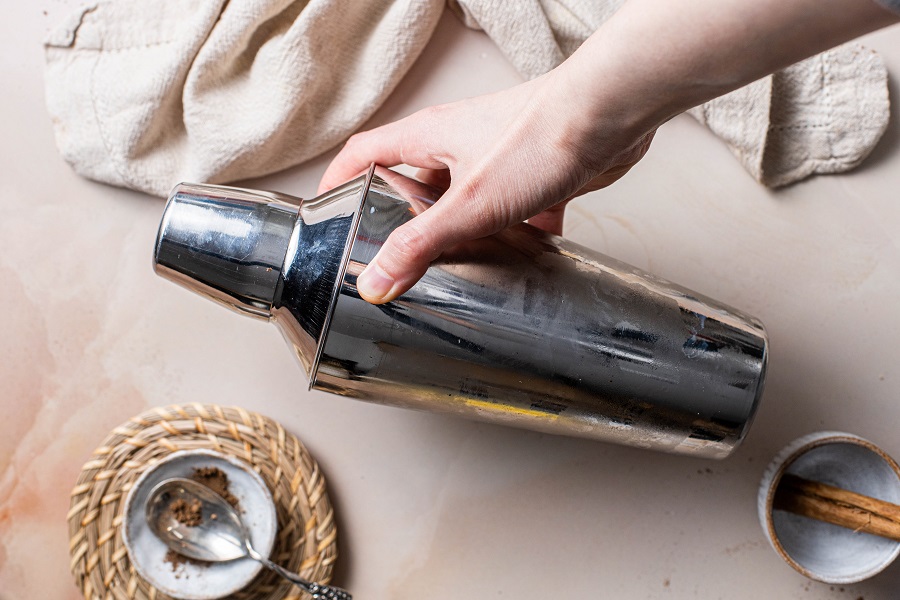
[3,5,900,600]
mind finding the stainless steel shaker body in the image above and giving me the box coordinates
[155,166,767,458]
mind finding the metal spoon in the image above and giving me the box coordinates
[146,478,351,600]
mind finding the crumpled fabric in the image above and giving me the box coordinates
[44,0,890,196]
[452,0,891,188]
[44,0,445,196]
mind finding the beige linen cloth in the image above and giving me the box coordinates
[45,0,890,197]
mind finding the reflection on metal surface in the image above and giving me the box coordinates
[154,166,768,459]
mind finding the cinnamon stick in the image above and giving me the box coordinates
[773,473,900,542]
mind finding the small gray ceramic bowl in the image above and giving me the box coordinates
[759,432,900,584]
[122,449,277,599]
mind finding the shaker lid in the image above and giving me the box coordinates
[154,183,301,319]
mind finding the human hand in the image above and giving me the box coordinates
[317,0,900,306]
[318,72,655,304]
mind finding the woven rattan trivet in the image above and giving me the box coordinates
[67,404,338,600]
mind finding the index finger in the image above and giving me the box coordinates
[317,111,449,194]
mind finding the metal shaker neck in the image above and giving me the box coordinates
[153,173,373,377]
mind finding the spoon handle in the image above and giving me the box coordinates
[257,554,352,600]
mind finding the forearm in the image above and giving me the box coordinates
[555,0,899,146]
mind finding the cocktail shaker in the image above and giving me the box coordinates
[154,165,767,458]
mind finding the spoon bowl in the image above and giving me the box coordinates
[146,478,248,562]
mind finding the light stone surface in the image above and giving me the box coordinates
[3,4,900,600]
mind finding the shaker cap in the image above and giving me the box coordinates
[153,183,301,319]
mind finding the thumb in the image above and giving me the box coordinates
[356,178,511,304]
[356,176,517,303]
[355,207,450,304]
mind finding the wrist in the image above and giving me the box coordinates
[549,0,900,154]
[537,41,674,173]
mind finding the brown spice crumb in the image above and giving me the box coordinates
[192,466,240,508]
[171,497,203,527]
[165,549,211,575]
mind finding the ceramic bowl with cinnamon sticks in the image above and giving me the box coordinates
[759,432,900,584]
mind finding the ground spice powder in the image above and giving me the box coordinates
[192,466,240,508]
[170,497,203,527]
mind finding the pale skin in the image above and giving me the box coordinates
[318,0,899,304]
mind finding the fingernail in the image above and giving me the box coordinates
[357,261,394,301]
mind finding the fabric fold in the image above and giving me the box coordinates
[45,0,444,196]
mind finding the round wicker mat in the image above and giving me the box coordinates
[67,404,338,600]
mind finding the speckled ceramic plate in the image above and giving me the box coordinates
[122,449,277,599]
